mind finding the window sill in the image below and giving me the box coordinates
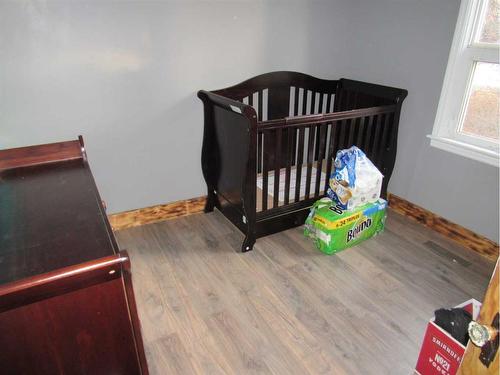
[428,135,499,167]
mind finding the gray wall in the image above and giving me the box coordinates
[0,0,351,212]
[1,0,498,242]
[337,0,499,242]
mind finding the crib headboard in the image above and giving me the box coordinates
[212,71,339,121]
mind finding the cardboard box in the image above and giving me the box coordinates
[415,299,481,375]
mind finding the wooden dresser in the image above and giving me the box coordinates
[0,137,149,374]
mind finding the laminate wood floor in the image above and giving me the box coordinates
[115,210,495,375]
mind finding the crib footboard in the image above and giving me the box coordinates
[197,90,258,251]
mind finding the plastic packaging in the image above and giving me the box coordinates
[327,146,383,210]
[304,197,387,254]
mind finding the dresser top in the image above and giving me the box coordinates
[0,139,117,285]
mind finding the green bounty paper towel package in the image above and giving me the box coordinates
[304,197,387,254]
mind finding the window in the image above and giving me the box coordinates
[430,0,499,166]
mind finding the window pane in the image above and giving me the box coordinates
[460,62,499,141]
[478,0,499,44]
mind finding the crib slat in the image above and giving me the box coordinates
[248,93,253,107]
[325,93,332,114]
[304,125,316,199]
[262,130,269,211]
[377,115,387,166]
[257,132,263,173]
[258,90,263,121]
[333,86,340,112]
[363,115,374,154]
[290,87,300,164]
[294,87,300,116]
[314,115,327,160]
[294,128,305,202]
[263,88,268,121]
[321,122,329,157]
[371,114,384,161]
[313,112,321,161]
[324,121,338,193]
[337,120,351,150]
[356,116,367,147]
[317,93,324,114]
[376,113,391,166]
[273,128,282,208]
[382,112,394,151]
[311,91,316,114]
[315,123,327,197]
[381,113,395,170]
[284,128,293,205]
[302,89,308,115]
[347,117,356,148]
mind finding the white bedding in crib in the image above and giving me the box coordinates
[256,165,327,203]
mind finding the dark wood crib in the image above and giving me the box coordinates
[198,71,407,252]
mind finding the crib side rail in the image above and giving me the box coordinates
[255,104,400,215]
[197,90,258,230]
[258,104,396,129]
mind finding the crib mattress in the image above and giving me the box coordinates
[256,160,328,212]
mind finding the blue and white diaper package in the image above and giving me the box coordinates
[327,146,383,210]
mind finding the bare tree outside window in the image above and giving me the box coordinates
[460,62,499,141]
[478,0,499,44]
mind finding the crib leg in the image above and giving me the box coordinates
[241,234,256,252]
[204,188,217,213]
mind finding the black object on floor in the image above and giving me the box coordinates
[434,308,472,346]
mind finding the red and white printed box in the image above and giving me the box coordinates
[415,299,482,375]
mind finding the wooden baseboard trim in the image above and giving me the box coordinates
[388,193,499,261]
[109,193,499,261]
[108,196,206,231]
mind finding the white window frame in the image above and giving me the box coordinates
[429,0,499,167]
